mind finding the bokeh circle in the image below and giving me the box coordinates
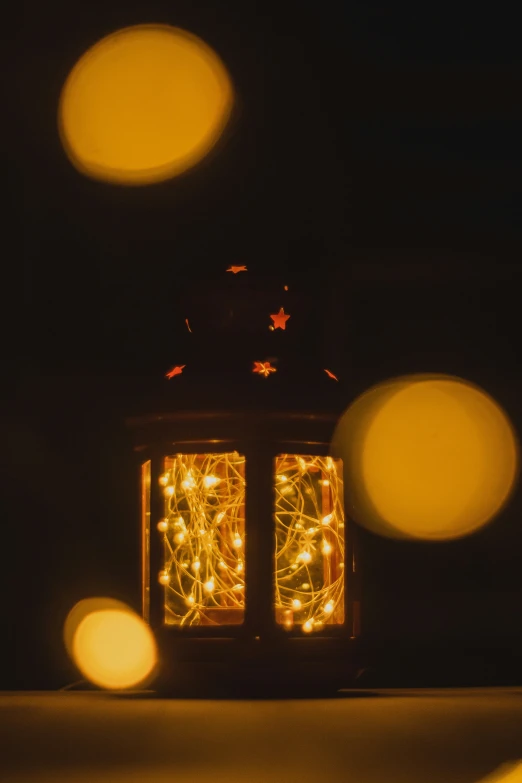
[332,375,519,540]
[59,24,234,185]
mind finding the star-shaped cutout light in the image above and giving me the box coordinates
[227,265,247,274]
[253,361,276,377]
[270,307,290,330]
[165,365,186,379]
[324,369,339,381]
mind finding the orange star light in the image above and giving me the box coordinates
[324,369,339,381]
[253,361,276,377]
[166,365,186,379]
[270,307,290,330]
[227,265,247,274]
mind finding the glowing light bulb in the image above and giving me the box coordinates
[321,479,330,487]
[292,599,302,610]
[298,458,307,472]
[181,473,196,490]
[216,512,225,524]
[164,485,175,497]
[295,523,304,530]
[191,560,201,573]
[302,620,313,633]
[218,560,227,569]
[301,583,311,591]
[203,475,220,489]
[339,562,344,569]
[324,601,334,614]
[322,540,332,556]
[159,473,169,486]
[297,551,312,564]
[322,514,333,525]
[280,485,293,495]
[204,579,215,593]
[233,536,243,549]
[175,516,185,528]
[236,561,244,573]
[158,570,170,585]
[232,583,243,592]
[157,519,168,532]
[174,532,185,545]
[326,457,334,470]
[186,595,195,606]
[277,474,288,482]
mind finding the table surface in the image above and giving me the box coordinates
[1,689,521,783]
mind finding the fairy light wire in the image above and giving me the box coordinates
[274,455,345,631]
[159,452,246,626]
[155,452,344,633]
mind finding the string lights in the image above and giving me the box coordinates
[158,452,246,626]
[153,452,344,634]
[274,455,345,632]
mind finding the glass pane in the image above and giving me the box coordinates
[158,452,246,626]
[274,455,345,632]
[141,460,151,623]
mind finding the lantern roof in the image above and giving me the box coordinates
[123,260,351,428]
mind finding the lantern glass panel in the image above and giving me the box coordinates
[159,452,246,626]
[274,455,345,631]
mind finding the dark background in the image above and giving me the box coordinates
[8,0,521,689]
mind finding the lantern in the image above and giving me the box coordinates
[127,409,361,695]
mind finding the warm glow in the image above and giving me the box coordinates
[322,540,332,556]
[476,762,522,783]
[160,452,246,626]
[274,455,345,632]
[71,608,157,689]
[59,25,234,185]
[333,374,519,540]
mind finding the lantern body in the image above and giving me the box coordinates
[128,411,361,694]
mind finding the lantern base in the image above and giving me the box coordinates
[155,665,359,698]
[153,634,361,697]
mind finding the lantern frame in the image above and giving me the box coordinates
[127,410,361,692]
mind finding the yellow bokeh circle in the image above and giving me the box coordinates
[332,375,519,540]
[63,597,133,660]
[58,24,234,185]
[69,605,157,689]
